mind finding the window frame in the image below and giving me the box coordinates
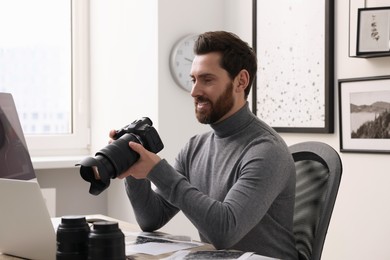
[26,0,90,157]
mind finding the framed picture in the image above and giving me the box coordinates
[339,76,390,153]
[357,7,390,55]
[252,0,334,133]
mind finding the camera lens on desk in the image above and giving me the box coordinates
[88,221,125,260]
[56,215,90,260]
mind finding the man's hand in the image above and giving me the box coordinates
[117,141,162,179]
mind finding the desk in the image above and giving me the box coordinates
[0,215,276,260]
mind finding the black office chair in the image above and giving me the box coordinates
[289,141,342,260]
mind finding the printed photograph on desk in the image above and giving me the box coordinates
[339,76,390,153]
[164,250,256,260]
[124,231,203,257]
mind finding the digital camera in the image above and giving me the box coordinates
[77,117,164,195]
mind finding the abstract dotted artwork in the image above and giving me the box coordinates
[253,0,334,133]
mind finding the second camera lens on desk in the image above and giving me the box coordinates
[88,221,125,260]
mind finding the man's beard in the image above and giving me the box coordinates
[195,82,234,124]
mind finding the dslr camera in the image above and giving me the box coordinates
[77,117,164,195]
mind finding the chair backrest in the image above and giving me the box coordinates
[289,141,342,260]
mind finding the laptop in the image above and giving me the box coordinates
[0,93,56,260]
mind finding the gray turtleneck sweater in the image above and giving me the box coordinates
[125,103,298,259]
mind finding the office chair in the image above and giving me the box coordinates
[289,141,342,260]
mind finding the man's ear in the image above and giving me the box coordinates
[234,69,250,93]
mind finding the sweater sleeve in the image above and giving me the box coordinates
[124,175,179,232]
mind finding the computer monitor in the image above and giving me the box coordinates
[0,92,35,180]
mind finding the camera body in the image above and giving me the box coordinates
[114,118,162,153]
[77,117,163,195]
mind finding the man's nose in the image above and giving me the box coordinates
[190,82,198,97]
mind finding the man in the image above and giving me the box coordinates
[115,31,298,259]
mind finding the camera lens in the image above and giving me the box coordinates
[56,216,90,260]
[88,221,125,260]
[78,133,141,195]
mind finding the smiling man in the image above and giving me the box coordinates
[116,31,298,259]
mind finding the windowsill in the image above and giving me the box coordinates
[31,155,87,170]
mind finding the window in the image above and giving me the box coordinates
[0,0,90,157]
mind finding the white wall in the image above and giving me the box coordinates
[89,0,159,223]
[36,168,107,217]
[40,0,390,259]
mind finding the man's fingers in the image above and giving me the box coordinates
[129,141,144,154]
[108,129,117,144]
[109,129,116,138]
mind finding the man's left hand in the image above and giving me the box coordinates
[117,141,161,179]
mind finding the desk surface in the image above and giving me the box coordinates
[0,214,276,260]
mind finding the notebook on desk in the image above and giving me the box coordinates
[0,93,56,260]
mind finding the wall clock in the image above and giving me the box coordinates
[169,34,198,92]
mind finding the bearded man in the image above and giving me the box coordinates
[113,31,298,260]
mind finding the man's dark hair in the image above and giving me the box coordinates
[194,31,257,98]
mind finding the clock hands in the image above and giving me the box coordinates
[184,57,193,62]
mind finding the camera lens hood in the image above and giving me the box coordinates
[77,155,113,195]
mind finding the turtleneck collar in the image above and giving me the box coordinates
[210,102,254,138]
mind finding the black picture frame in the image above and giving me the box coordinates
[339,75,390,153]
[252,0,334,133]
[356,7,390,56]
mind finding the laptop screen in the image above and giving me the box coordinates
[0,93,35,180]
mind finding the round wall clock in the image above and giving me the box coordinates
[169,34,198,92]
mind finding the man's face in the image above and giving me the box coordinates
[190,53,236,124]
